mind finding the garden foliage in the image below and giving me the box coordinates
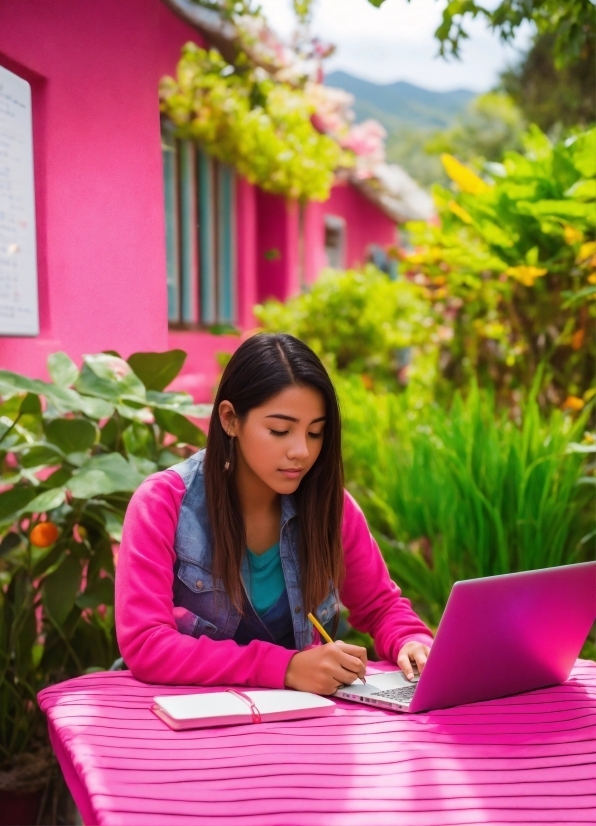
[255,265,438,394]
[159,44,351,201]
[404,126,596,407]
[0,350,209,759]
[338,374,595,629]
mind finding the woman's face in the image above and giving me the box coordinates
[220,385,327,495]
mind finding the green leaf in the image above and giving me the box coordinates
[31,543,65,579]
[45,418,97,454]
[519,200,595,220]
[42,555,82,625]
[115,403,154,424]
[76,394,115,420]
[69,453,146,498]
[154,408,207,447]
[0,532,21,557]
[0,487,39,523]
[47,352,79,387]
[562,285,596,308]
[75,577,114,609]
[565,180,596,201]
[102,510,124,542]
[23,488,67,514]
[569,129,596,178]
[18,444,64,468]
[127,350,187,391]
[20,393,42,415]
[80,354,146,401]
[74,363,123,402]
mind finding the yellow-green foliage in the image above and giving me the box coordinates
[255,265,438,393]
[159,44,351,201]
[404,126,596,406]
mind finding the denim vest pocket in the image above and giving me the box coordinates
[174,560,233,641]
[173,606,218,639]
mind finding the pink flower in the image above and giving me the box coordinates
[341,120,386,161]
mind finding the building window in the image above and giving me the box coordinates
[324,214,345,269]
[161,123,237,327]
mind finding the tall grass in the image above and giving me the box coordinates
[339,376,595,628]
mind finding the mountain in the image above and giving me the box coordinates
[325,70,476,131]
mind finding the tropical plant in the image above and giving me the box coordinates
[255,265,439,394]
[403,126,596,407]
[159,43,351,201]
[338,374,596,629]
[0,350,209,768]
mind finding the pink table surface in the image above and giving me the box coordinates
[38,660,596,826]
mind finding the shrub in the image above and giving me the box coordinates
[255,264,438,395]
[0,350,210,761]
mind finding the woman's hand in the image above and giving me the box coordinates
[397,641,430,680]
[284,641,368,695]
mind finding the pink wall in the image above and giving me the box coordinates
[325,181,397,268]
[255,190,301,304]
[0,0,207,380]
[0,0,400,403]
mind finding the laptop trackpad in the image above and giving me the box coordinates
[340,670,418,697]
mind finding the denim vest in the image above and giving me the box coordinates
[169,450,339,651]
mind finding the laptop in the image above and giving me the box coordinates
[335,561,596,713]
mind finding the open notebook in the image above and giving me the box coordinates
[152,688,336,730]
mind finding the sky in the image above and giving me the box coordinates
[258,0,532,92]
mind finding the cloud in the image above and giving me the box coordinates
[258,0,531,92]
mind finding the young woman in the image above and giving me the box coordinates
[116,333,433,694]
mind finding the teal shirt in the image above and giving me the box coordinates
[243,542,285,617]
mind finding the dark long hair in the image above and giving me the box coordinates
[204,333,345,615]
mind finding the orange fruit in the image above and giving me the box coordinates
[30,522,59,548]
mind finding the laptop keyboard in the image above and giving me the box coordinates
[371,685,417,703]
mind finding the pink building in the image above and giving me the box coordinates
[0,0,431,401]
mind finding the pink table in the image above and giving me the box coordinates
[38,661,596,826]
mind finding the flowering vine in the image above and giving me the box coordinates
[159,44,354,201]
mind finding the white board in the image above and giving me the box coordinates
[0,65,39,336]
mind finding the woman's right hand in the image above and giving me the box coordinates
[284,641,368,695]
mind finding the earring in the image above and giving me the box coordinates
[224,434,235,472]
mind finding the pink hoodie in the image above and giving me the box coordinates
[116,470,433,688]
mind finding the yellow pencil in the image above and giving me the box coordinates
[307,612,366,684]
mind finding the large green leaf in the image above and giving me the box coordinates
[69,453,146,498]
[127,350,187,392]
[45,418,97,454]
[0,487,39,523]
[75,576,114,609]
[569,129,596,178]
[154,408,207,447]
[75,363,123,402]
[80,354,146,401]
[18,444,64,468]
[518,199,596,222]
[23,487,67,514]
[42,555,82,625]
[0,370,45,395]
[565,180,596,201]
[20,393,42,416]
[0,532,21,557]
[47,352,79,387]
[147,390,212,419]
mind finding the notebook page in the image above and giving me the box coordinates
[154,690,334,722]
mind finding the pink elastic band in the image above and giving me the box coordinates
[225,689,262,723]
